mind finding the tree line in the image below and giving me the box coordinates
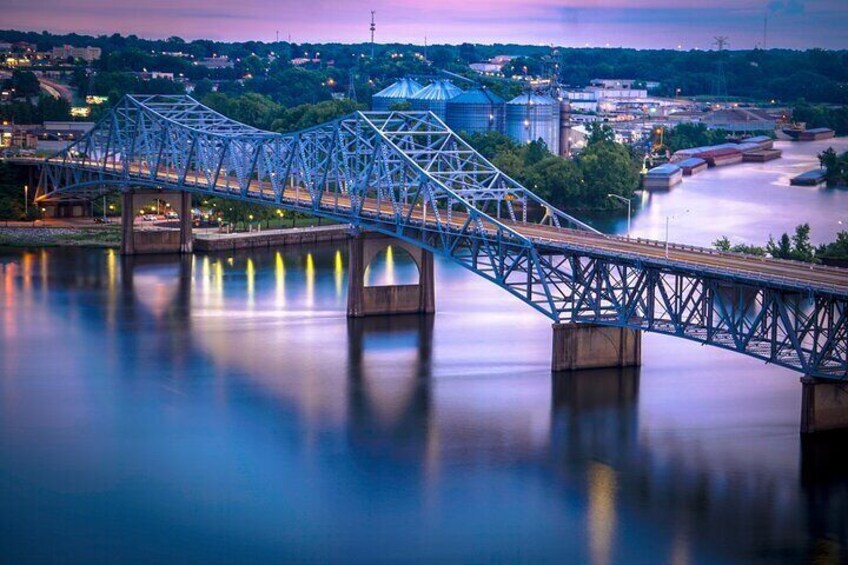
[465,124,640,213]
[714,224,848,264]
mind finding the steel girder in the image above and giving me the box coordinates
[31,94,848,380]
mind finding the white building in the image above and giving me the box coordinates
[51,45,101,62]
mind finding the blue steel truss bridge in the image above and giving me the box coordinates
[9,94,848,383]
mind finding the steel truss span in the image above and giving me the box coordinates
[30,94,848,380]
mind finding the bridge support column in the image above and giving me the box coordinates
[120,190,192,255]
[552,323,641,372]
[179,190,193,254]
[347,233,435,318]
[120,191,135,255]
[800,377,848,434]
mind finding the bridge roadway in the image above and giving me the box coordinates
[38,157,848,297]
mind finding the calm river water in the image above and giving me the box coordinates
[1,139,847,563]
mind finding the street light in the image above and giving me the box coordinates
[665,209,690,259]
[607,193,633,238]
[23,184,28,216]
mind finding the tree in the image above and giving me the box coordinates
[791,223,814,262]
[767,233,793,260]
[817,231,848,263]
[271,99,362,132]
[193,78,214,99]
[10,70,40,97]
[524,156,582,208]
[586,123,615,145]
[576,140,639,209]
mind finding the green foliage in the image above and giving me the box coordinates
[712,236,766,256]
[271,99,364,132]
[0,163,29,220]
[818,147,848,186]
[192,78,214,99]
[817,231,848,261]
[586,123,615,146]
[388,100,412,111]
[793,102,848,136]
[464,131,639,211]
[576,140,639,209]
[463,131,519,161]
[766,223,815,262]
[8,70,41,97]
[661,123,727,153]
[201,92,280,129]
[0,94,71,123]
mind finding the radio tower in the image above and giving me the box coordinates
[712,36,729,100]
[370,11,376,59]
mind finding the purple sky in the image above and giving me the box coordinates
[3,0,846,49]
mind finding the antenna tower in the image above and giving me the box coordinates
[370,11,376,59]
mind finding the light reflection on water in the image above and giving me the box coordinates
[0,245,846,563]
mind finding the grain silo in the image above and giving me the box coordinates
[505,93,560,155]
[371,78,424,111]
[445,87,506,135]
[409,80,462,120]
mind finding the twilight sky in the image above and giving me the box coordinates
[3,0,847,49]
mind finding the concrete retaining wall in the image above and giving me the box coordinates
[193,225,348,252]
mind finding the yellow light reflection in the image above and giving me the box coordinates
[40,249,48,292]
[385,245,395,286]
[305,252,315,308]
[334,249,343,299]
[246,258,255,307]
[106,248,116,292]
[22,252,33,294]
[201,256,210,304]
[215,260,224,300]
[588,462,617,565]
[275,252,286,307]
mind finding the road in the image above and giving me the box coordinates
[36,76,74,102]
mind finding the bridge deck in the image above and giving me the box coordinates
[34,157,848,297]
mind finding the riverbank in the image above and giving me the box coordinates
[0,225,121,248]
[0,222,350,250]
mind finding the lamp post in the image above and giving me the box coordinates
[665,209,690,259]
[23,184,28,217]
[607,193,632,238]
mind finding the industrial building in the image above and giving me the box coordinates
[445,88,505,134]
[371,78,423,111]
[409,80,462,120]
[506,92,560,155]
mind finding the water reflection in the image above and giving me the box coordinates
[0,245,847,562]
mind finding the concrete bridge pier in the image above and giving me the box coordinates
[120,190,193,255]
[347,233,435,317]
[800,377,848,434]
[552,323,642,372]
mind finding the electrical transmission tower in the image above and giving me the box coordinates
[347,68,357,102]
[712,36,729,100]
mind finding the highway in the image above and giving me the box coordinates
[30,156,848,295]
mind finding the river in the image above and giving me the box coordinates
[1,139,847,563]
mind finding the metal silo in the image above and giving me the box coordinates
[506,93,560,155]
[371,78,424,111]
[445,88,506,134]
[409,80,462,120]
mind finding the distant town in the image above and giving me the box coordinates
[1,30,847,221]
